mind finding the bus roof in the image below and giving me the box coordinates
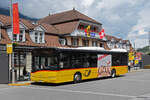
[58,47,127,53]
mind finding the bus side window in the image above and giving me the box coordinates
[112,53,121,66]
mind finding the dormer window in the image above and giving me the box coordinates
[35,32,38,43]
[33,31,44,43]
[39,33,43,43]
[59,38,66,45]
[19,30,24,41]
[13,34,17,41]
[12,29,25,42]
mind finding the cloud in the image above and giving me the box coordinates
[127,2,150,49]
[81,0,95,8]
[0,0,150,49]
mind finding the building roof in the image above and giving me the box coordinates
[39,23,58,34]
[0,14,11,26]
[0,29,66,48]
[54,21,78,34]
[0,14,60,34]
[38,9,102,25]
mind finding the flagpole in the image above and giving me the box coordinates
[10,0,15,83]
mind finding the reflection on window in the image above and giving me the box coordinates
[33,56,58,71]
[14,53,26,67]
[59,53,97,69]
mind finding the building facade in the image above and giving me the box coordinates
[0,9,132,82]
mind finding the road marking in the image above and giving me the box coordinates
[23,86,136,98]
[118,78,150,82]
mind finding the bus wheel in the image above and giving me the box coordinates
[74,73,82,83]
[111,69,116,78]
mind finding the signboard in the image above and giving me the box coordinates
[129,52,134,60]
[135,52,142,60]
[129,56,134,61]
[90,32,96,37]
[6,44,13,54]
[97,54,112,77]
[135,60,139,65]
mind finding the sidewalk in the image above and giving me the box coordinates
[129,67,150,73]
[8,81,32,86]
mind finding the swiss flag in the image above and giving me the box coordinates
[99,29,105,39]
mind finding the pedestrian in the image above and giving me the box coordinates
[128,61,131,72]
[23,67,27,76]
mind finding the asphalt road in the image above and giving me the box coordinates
[1,69,150,100]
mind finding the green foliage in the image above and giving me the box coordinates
[137,46,149,53]
[147,52,150,56]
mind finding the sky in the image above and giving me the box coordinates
[0,0,150,49]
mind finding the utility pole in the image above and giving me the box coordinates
[10,0,15,83]
[149,31,150,51]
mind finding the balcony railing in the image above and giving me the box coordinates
[71,29,100,39]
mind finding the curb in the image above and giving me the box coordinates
[8,82,31,86]
[129,69,145,73]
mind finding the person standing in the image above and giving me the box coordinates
[128,61,131,72]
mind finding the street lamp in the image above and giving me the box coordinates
[9,0,15,83]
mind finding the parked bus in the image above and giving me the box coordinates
[31,47,128,83]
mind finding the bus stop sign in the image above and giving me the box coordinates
[6,44,13,54]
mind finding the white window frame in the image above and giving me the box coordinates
[107,41,111,49]
[59,38,66,45]
[127,45,130,51]
[12,29,25,42]
[34,31,44,43]
[92,41,98,47]
[72,38,78,46]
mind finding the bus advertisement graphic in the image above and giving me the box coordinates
[97,54,112,78]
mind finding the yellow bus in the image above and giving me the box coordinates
[31,47,128,83]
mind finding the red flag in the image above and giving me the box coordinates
[13,3,20,34]
[99,29,105,39]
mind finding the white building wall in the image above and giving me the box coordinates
[7,28,13,40]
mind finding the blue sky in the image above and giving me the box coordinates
[0,0,150,49]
